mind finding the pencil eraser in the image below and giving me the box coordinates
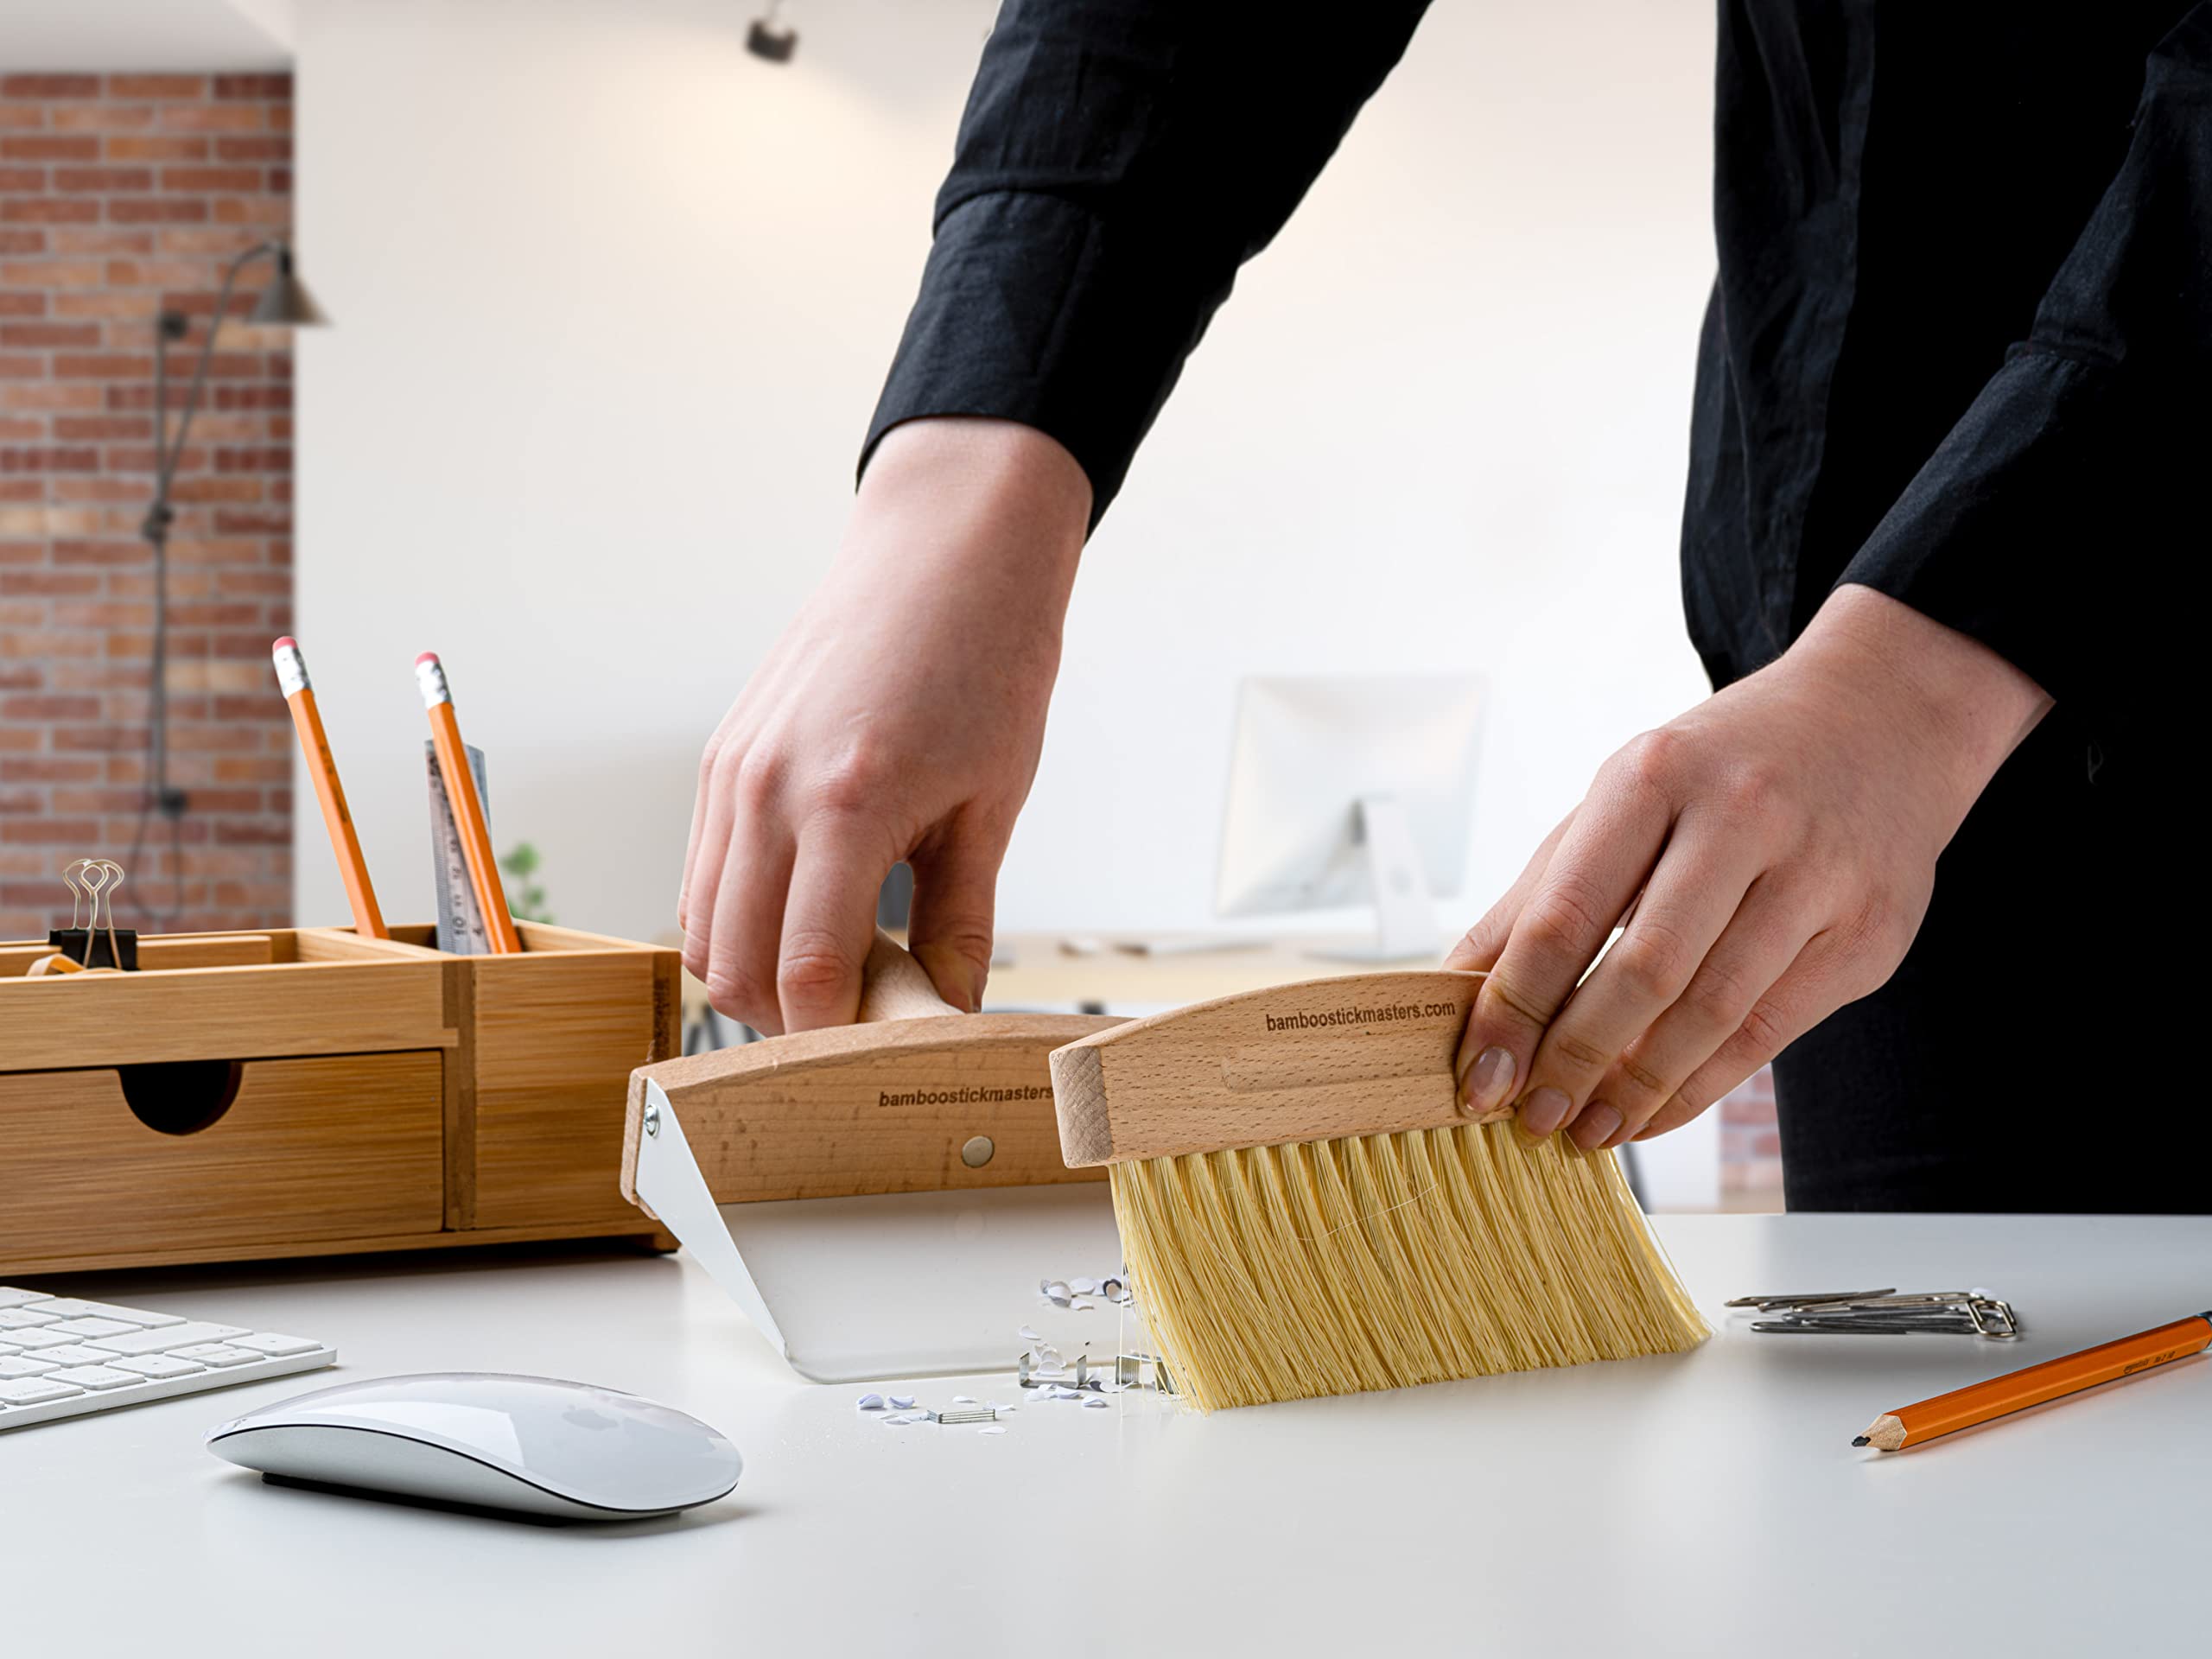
[271,637,309,696]
[415,651,441,667]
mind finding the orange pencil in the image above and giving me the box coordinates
[1855,1311,2211,1452]
[414,651,523,955]
[273,636,387,939]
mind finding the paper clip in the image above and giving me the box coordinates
[1725,1287,2020,1338]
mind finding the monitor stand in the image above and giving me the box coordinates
[1306,794,1440,963]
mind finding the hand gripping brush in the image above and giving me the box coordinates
[1047,970,1709,1410]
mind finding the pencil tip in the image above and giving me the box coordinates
[1850,1436,1869,1447]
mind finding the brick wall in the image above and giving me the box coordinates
[1719,1064,1782,1198]
[0,72,294,939]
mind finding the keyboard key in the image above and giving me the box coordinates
[111,1354,205,1379]
[0,1288,53,1310]
[0,1307,59,1328]
[49,1317,137,1339]
[232,1333,321,1357]
[32,1345,118,1366]
[0,1356,58,1377]
[84,1322,248,1357]
[48,1300,184,1329]
[169,1343,259,1366]
[0,1327,78,1351]
[44,1365,140,1391]
[0,1377,84,1404]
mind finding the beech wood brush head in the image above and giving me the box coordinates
[621,933,1120,1209]
[1048,972,1708,1411]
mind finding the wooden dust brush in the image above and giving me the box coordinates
[1048,971,1708,1410]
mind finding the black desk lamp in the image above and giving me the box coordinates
[134,238,327,924]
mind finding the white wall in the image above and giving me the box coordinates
[294,0,1718,948]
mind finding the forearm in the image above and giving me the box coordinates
[1790,584,2054,842]
[849,418,1090,621]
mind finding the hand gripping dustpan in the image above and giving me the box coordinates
[621,934,1122,1382]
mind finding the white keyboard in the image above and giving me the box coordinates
[0,1286,334,1431]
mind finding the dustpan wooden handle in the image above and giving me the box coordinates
[855,930,965,1022]
[1048,970,1512,1166]
[620,946,1118,1205]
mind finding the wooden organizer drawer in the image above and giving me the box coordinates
[0,1051,445,1274]
[361,923,679,1233]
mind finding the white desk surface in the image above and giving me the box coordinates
[6,1212,2205,1656]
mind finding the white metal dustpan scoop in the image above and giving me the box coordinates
[620,935,1123,1382]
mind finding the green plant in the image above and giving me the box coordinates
[500,840,555,924]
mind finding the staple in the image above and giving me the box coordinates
[1016,1349,1175,1394]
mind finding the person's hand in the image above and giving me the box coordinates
[1447,584,2052,1150]
[680,417,1090,1033]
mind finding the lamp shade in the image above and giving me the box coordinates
[248,245,328,326]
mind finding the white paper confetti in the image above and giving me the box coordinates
[856,1393,886,1410]
[978,1426,1007,1435]
[1070,1276,1098,1294]
[1084,1397,1110,1409]
[951,1395,976,1405]
[888,1394,916,1409]
[1017,1325,1043,1344]
[1071,1300,1096,1312]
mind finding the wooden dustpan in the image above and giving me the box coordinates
[621,935,1122,1382]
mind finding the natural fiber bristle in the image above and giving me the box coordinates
[1110,1120,1708,1411]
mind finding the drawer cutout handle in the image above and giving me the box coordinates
[118,1058,243,1135]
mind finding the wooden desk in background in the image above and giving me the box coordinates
[976,931,1382,1013]
[671,932,1395,1030]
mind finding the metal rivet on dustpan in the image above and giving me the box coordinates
[643,1103,659,1138]
[960,1135,995,1168]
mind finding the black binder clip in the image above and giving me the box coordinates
[48,857,137,971]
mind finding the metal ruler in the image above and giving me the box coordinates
[426,740,493,955]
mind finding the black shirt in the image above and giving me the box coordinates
[865,1,2209,772]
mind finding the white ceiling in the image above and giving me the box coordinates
[0,0,291,71]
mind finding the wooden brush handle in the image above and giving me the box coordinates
[855,930,965,1021]
[1048,970,1510,1166]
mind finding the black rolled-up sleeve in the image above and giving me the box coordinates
[861,0,1433,531]
[1839,6,2212,747]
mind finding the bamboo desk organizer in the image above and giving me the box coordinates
[0,922,677,1276]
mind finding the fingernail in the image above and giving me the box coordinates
[1517,1087,1572,1139]
[1459,1046,1516,1111]
[1571,1103,1622,1151]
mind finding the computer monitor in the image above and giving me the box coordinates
[1215,674,1486,961]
